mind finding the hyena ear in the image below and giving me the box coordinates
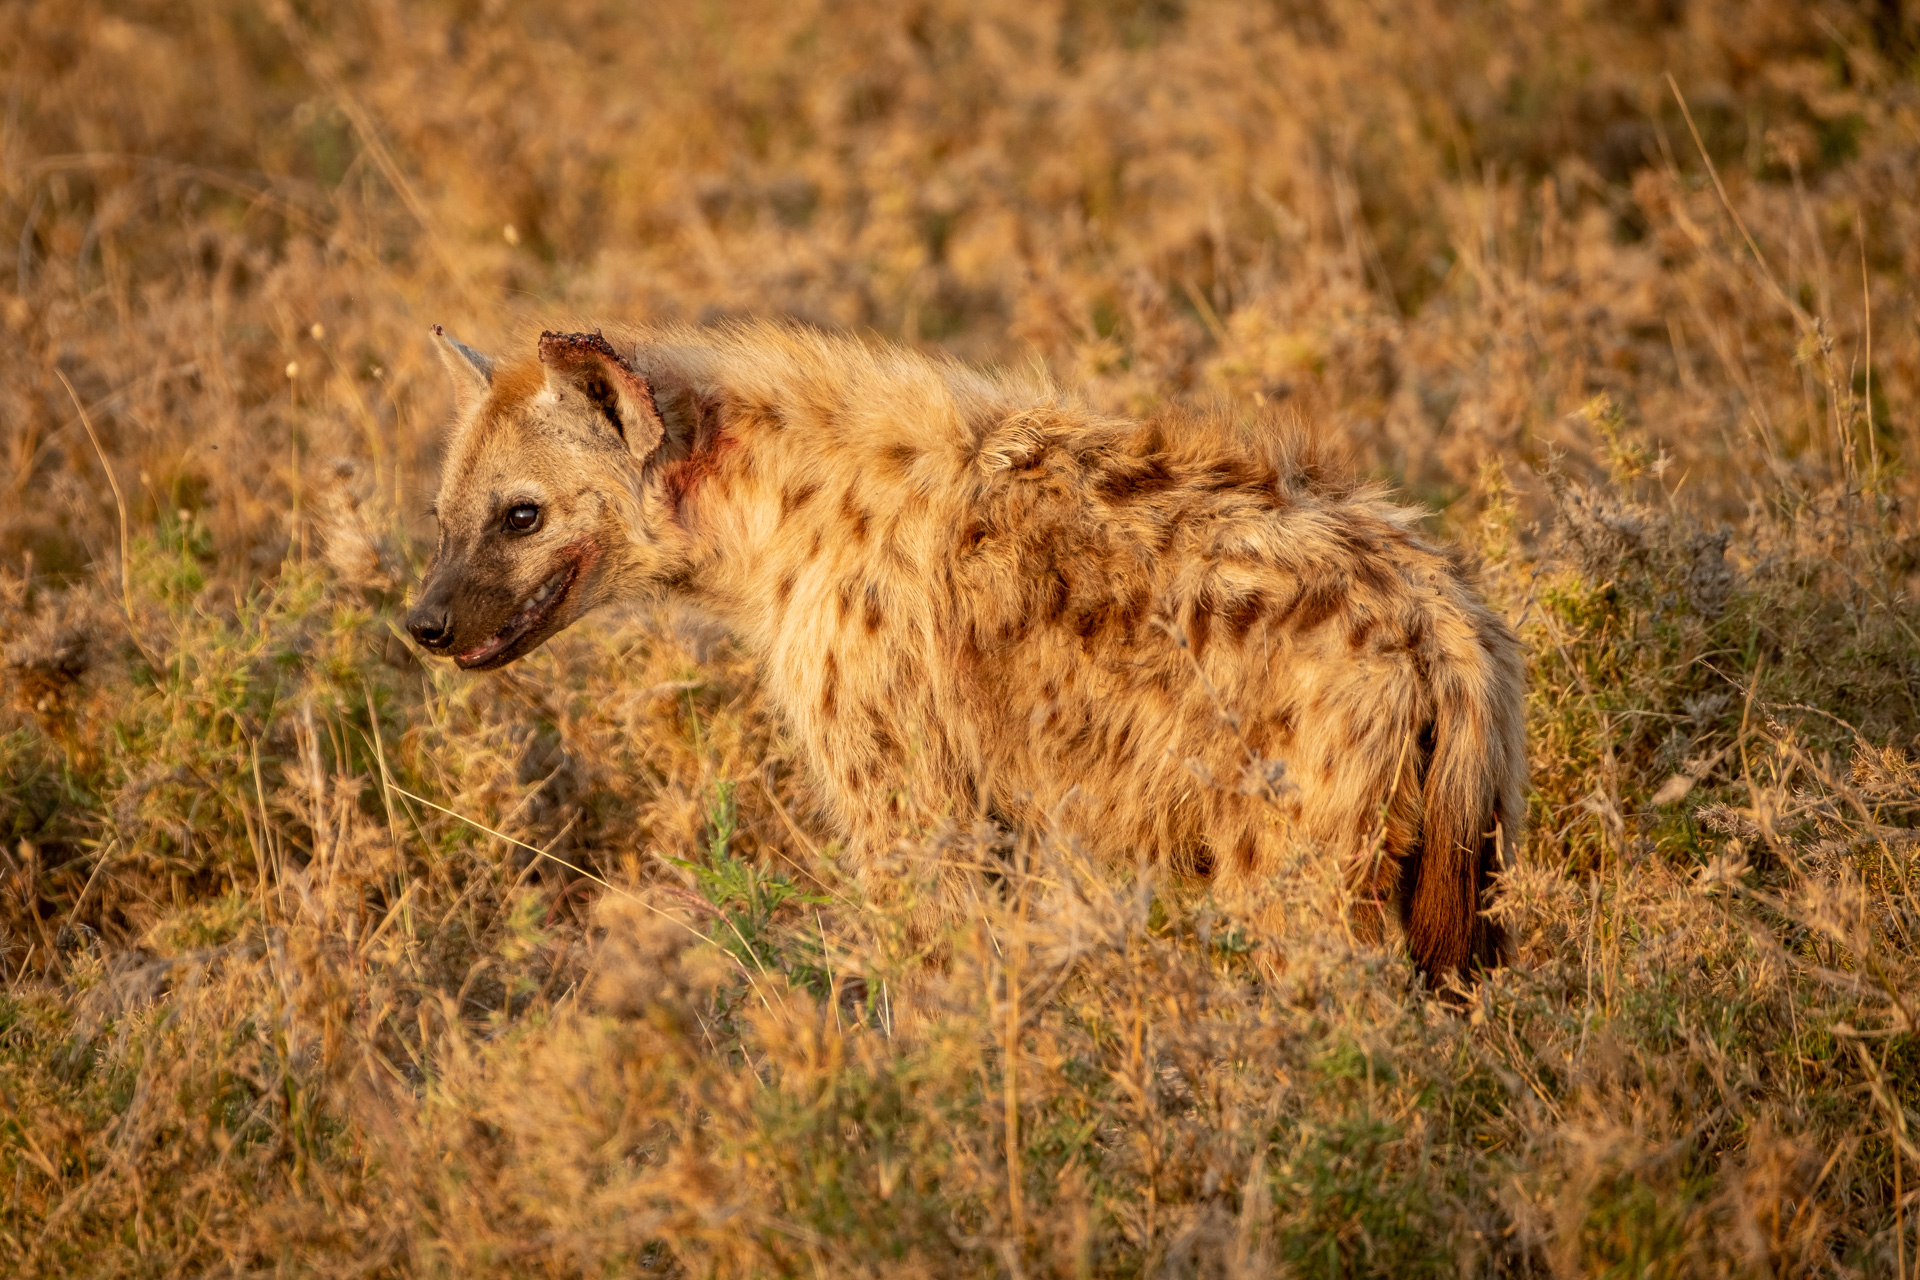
[536,329,668,460]
[430,325,494,416]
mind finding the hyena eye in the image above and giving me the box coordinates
[504,504,541,533]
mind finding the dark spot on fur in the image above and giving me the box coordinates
[958,521,988,555]
[1333,525,1380,557]
[1199,459,1259,492]
[1071,602,1111,641]
[1095,455,1177,502]
[1401,616,1432,683]
[1046,569,1071,622]
[1292,582,1343,633]
[1233,831,1258,873]
[1225,593,1263,644]
[1131,425,1168,455]
[775,571,796,607]
[862,584,884,633]
[821,653,839,720]
[836,579,855,620]
[882,441,920,472]
[1347,613,1376,650]
[1352,555,1397,596]
[808,529,824,560]
[781,482,819,519]
[840,488,870,543]
[1188,592,1216,659]
[958,627,984,675]
[866,709,897,758]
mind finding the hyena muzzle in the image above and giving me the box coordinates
[407,320,1526,985]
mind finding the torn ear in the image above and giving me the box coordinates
[430,325,494,416]
[537,330,668,459]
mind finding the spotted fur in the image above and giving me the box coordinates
[410,320,1526,983]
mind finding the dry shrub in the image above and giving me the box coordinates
[3,1,1919,1275]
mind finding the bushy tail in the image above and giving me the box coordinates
[1403,618,1526,985]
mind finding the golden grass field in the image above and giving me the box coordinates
[3,1,1920,1274]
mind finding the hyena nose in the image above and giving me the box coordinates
[407,609,454,651]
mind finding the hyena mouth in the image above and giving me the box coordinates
[455,559,581,670]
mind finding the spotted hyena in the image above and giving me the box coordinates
[406,321,1525,983]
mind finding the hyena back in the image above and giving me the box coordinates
[408,321,1525,982]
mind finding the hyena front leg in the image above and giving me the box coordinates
[805,694,1001,947]
[818,778,982,967]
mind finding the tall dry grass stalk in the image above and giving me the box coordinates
[2,1,1918,1274]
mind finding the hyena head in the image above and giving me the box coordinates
[406,327,684,670]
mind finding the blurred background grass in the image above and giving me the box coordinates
[2,1,1919,1275]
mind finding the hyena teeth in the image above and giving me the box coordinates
[512,568,568,624]
[525,571,561,612]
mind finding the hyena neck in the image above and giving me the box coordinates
[657,376,972,657]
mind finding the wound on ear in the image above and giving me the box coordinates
[537,330,667,454]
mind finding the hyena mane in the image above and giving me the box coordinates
[410,320,1526,984]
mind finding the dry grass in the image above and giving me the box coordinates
[3,1,1919,1274]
